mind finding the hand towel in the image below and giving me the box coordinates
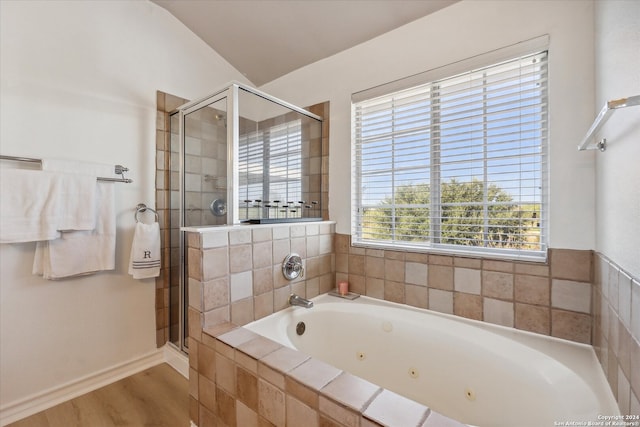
[0,169,96,243]
[33,159,115,279]
[128,221,161,279]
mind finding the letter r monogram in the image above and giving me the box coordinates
[143,250,151,259]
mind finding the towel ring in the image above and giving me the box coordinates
[135,203,159,223]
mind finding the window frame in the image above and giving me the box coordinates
[351,37,549,262]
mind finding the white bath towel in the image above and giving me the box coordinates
[0,169,96,243]
[128,221,161,279]
[33,159,116,279]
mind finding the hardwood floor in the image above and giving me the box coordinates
[8,363,189,427]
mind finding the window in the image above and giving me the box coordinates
[239,120,302,220]
[352,50,548,260]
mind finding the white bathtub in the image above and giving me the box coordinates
[246,293,619,427]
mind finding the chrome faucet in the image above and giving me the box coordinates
[289,294,313,309]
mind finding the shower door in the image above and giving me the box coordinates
[169,95,229,352]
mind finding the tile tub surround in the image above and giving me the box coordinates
[189,322,468,427]
[592,253,640,416]
[335,233,595,345]
[186,222,336,333]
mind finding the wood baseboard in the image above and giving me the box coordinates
[1,348,168,426]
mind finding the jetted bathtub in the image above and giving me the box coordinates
[246,293,619,427]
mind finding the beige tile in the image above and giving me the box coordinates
[306,277,320,298]
[349,255,365,276]
[515,274,550,305]
[618,271,632,330]
[237,336,282,360]
[384,250,405,260]
[203,277,229,311]
[429,289,453,314]
[428,265,454,290]
[253,227,273,243]
[217,386,237,426]
[236,349,259,374]
[384,280,405,303]
[365,256,385,279]
[454,267,481,295]
[237,366,259,411]
[384,259,405,282]
[366,248,384,258]
[363,389,429,427]
[289,358,342,390]
[334,234,350,254]
[319,234,333,255]
[291,237,307,258]
[483,297,514,327]
[307,257,320,279]
[630,337,640,398]
[236,400,259,427]
[253,241,273,269]
[515,262,550,277]
[483,260,514,273]
[230,228,252,245]
[291,225,306,238]
[321,372,381,412]
[204,305,230,328]
[272,239,291,266]
[365,277,384,299]
[632,279,640,343]
[261,346,310,374]
[258,379,286,427]
[286,376,319,409]
[307,235,320,257]
[405,252,429,263]
[454,257,481,269]
[422,410,467,427]
[430,254,453,266]
[189,368,199,399]
[318,396,360,427]
[198,341,216,381]
[231,271,253,302]
[202,230,228,248]
[618,321,632,380]
[454,292,483,320]
[188,248,203,280]
[551,309,591,344]
[272,225,290,240]
[405,284,428,309]
[254,291,274,320]
[335,255,348,274]
[274,285,292,311]
[253,266,274,295]
[217,326,260,348]
[482,271,513,300]
[515,303,550,335]
[216,352,237,396]
[232,298,255,326]
[349,274,366,295]
[230,244,253,273]
[551,249,592,282]
[287,396,319,427]
[551,279,591,313]
[406,262,428,286]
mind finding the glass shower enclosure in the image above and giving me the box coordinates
[168,83,323,352]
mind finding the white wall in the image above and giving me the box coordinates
[0,0,249,409]
[594,0,640,279]
[262,0,596,251]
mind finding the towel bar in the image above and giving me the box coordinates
[0,154,133,183]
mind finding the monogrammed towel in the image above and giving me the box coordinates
[128,221,160,279]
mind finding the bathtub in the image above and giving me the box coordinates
[245,293,619,427]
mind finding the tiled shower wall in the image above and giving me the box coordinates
[593,253,640,415]
[335,234,595,344]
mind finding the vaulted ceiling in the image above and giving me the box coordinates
[152,0,458,86]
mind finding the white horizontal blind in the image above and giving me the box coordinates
[238,120,302,219]
[352,51,548,259]
[267,120,302,206]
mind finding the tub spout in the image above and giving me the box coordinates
[289,294,313,308]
